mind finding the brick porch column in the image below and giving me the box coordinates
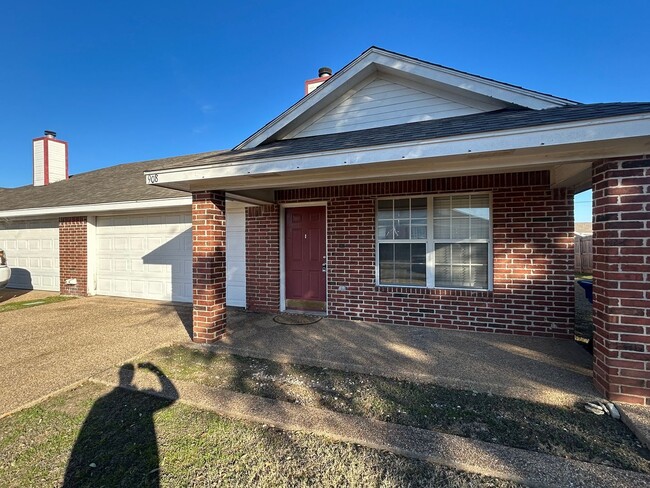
[59,216,88,296]
[592,157,650,405]
[192,191,227,343]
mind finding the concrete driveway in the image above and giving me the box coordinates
[0,291,190,416]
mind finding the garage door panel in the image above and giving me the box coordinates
[96,214,192,303]
[96,207,245,305]
[0,219,60,291]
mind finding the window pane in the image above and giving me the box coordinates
[452,196,471,217]
[435,243,451,264]
[470,216,489,239]
[395,199,410,218]
[452,265,472,287]
[451,217,470,239]
[433,219,450,239]
[471,194,489,210]
[451,243,470,264]
[435,265,452,287]
[377,220,393,239]
[379,244,394,283]
[433,196,451,217]
[412,243,426,285]
[411,225,427,239]
[471,265,488,289]
[377,200,393,220]
[470,243,488,264]
[379,243,426,286]
[394,243,411,282]
[411,198,427,218]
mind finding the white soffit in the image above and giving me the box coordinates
[236,47,576,150]
[146,113,650,192]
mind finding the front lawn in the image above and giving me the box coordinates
[144,345,650,474]
[0,382,517,487]
[0,295,75,313]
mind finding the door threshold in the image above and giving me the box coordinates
[283,308,327,317]
[284,298,327,313]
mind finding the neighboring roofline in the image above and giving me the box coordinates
[235,47,578,150]
[146,112,650,191]
[0,191,264,218]
[1,197,191,219]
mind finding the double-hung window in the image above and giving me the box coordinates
[376,194,491,290]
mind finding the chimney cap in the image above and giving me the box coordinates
[318,67,332,78]
[44,130,57,138]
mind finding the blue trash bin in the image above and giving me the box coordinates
[577,280,593,304]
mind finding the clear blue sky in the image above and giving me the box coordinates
[3,1,649,221]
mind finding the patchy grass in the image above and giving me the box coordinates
[144,345,650,474]
[0,382,518,487]
[574,283,593,344]
[0,295,75,313]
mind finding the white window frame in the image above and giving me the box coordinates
[375,192,493,291]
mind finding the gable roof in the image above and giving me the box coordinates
[235,47,578,150]
[154,103,650,171]
[0,150,225,212]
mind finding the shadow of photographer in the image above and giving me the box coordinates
[63,362,178,487]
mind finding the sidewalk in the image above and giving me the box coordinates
[93,368,650,488]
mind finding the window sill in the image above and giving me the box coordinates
[374,285,493,297]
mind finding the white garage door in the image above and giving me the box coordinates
[0,219,60,291]
[96,213,192,302]
[226,204,246,307]
[95,204,246,305]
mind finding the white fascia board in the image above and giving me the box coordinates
[370,50,575,110]
[235,48,574,150]
[1,197,192,219]
[147,114,650,189]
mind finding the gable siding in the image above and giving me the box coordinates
[294,78,488,138]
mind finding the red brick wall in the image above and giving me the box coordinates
[247,171,575,337]
[246,204,280,311]
[592,156,650,405]
[59,216,88,296]
[192,191,227,343]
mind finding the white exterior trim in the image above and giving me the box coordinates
[236,48,574,150]
[86,216,97,296]
[146,114,650,191]
[2,197,192,220]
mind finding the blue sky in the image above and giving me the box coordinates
[2,1,649,221]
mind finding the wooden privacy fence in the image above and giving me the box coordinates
[575,234,593,274]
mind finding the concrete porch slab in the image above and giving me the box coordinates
[198,309,599,407]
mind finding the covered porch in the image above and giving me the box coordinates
[146,113,650,405]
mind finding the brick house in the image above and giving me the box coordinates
[2,47,649,405]
[145,48,650,405]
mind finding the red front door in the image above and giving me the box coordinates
[285,206,326,311]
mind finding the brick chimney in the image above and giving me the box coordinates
[33,130,68,186]
[305,67,333,95]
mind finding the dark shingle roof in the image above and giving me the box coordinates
[155,102,650,171]
[0,150,225,211]
[3,102,649,213]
